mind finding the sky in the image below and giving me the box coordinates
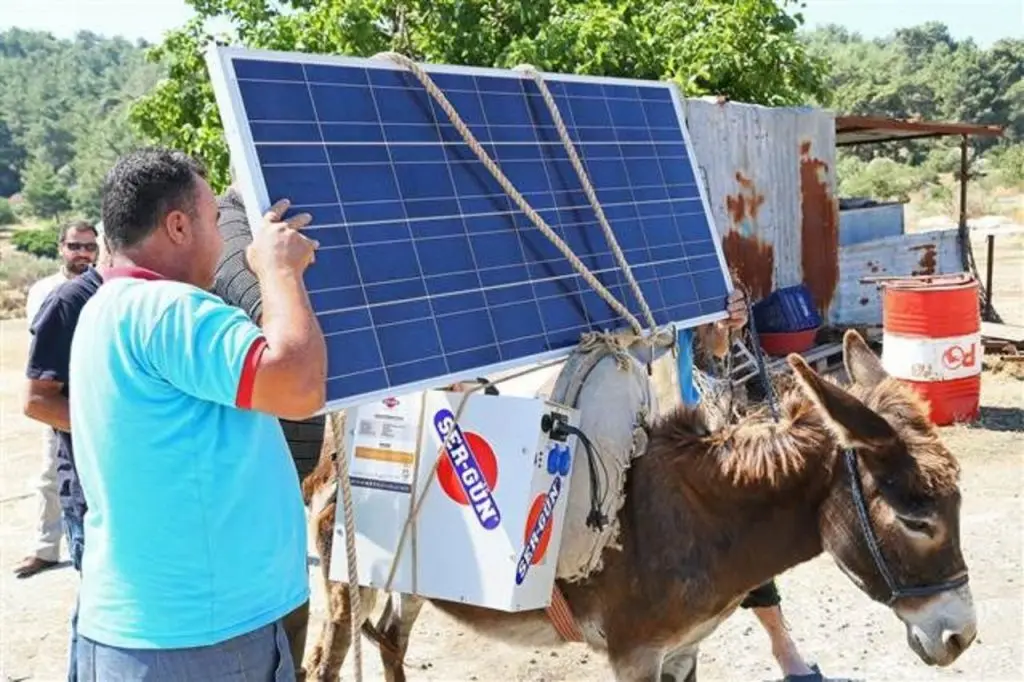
[0,0,1020,47]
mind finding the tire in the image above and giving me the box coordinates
[280,415,326,481]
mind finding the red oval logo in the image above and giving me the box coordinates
[436,431,498,506]
[523,493,554,566]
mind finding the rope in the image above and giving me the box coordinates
[373,51,653,339]
[329,411,363,682]
[513,64,659,334]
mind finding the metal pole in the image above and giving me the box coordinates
[959,135,969,237]
[985,234,995,320]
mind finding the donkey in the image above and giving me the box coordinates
[302,330,976,681]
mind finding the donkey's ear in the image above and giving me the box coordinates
[843,330,888,387]
[788,354,898,450]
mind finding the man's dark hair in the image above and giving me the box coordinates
[58,219,98,243]
[101,148,208,250]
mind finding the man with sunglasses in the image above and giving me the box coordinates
[15,220,99,580]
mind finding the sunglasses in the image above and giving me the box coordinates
[64,242,98,253]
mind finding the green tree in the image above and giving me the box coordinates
[0,120,24,196]
[11,224,61,258]
[20,156,71,219]
[0,28,160,203]
[131,0,828,190]
[0,196,15,225]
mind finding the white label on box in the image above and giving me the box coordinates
[882,332,982,382]
[349,395,423,494]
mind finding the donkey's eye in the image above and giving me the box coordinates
[899,516,934,536]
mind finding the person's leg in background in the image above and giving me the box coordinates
[13,429,63,578]
[282,599,311,680]
[64,506,85,682]
[742,581,823,681]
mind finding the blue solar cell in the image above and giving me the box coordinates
[208,48,732,409]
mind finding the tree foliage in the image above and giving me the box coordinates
[0,28,161,218]
[20,157,72,219]
[799,23,1024,194]
[804,23,1024,161]
[0,197,15,226]
[11,224,61,259]
[2,10,1023,217]
[130,0,829,191]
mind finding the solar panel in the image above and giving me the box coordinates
[205,46,732,411]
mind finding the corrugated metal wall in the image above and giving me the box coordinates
[682,99,839,313]
[830,229,962,326]
[680,98,969,329]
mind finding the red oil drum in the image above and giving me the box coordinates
[881,273,981,426]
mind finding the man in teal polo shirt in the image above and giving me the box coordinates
[69,148,326,681]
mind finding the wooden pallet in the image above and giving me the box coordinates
[729,340,846,384]
[981,321,1024,350]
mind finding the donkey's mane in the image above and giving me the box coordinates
[647,381,833,494]
[646,370,960,497]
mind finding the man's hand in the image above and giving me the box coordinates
[245,197,327,420]
[697,286,749,360]
[246,199,317,279]
[716,287,749,332]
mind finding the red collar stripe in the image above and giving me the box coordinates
[102,266,166,281]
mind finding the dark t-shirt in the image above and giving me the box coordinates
[26,266,104,517]
[212,188,327,479]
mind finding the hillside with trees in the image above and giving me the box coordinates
[0,3,1022,269]
[0,28,161,223]
[803,21,1024,205]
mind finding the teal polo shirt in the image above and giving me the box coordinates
[68,266,309,649]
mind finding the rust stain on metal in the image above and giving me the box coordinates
[723,232,774,300]
[799,140,839,315]
[723,172,773,299]
[725,172,765,225]
[910,243,938,276]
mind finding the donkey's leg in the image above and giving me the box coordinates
[660,645,698,682]
[304,498,377,681]
[608,645,665,682]
[378,593,426,682]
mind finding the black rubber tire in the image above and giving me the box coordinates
[280,415,326,482]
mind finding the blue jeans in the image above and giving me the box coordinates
[77,619,296,681]
[64,508,85,682]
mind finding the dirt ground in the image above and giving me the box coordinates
[0,312,1022,682]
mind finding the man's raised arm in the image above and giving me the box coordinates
[245,199,327,419]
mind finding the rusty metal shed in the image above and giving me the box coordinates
[680,102,1005,327]
[682,99,841,317]
[682,99,838,307]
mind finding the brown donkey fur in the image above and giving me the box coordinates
[300,330,971,681]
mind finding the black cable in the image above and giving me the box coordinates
[743,295,780,423]
[549,418,609,531]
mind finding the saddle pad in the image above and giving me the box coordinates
[545,343,667,583]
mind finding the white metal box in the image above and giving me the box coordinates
[329,390,580,612]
